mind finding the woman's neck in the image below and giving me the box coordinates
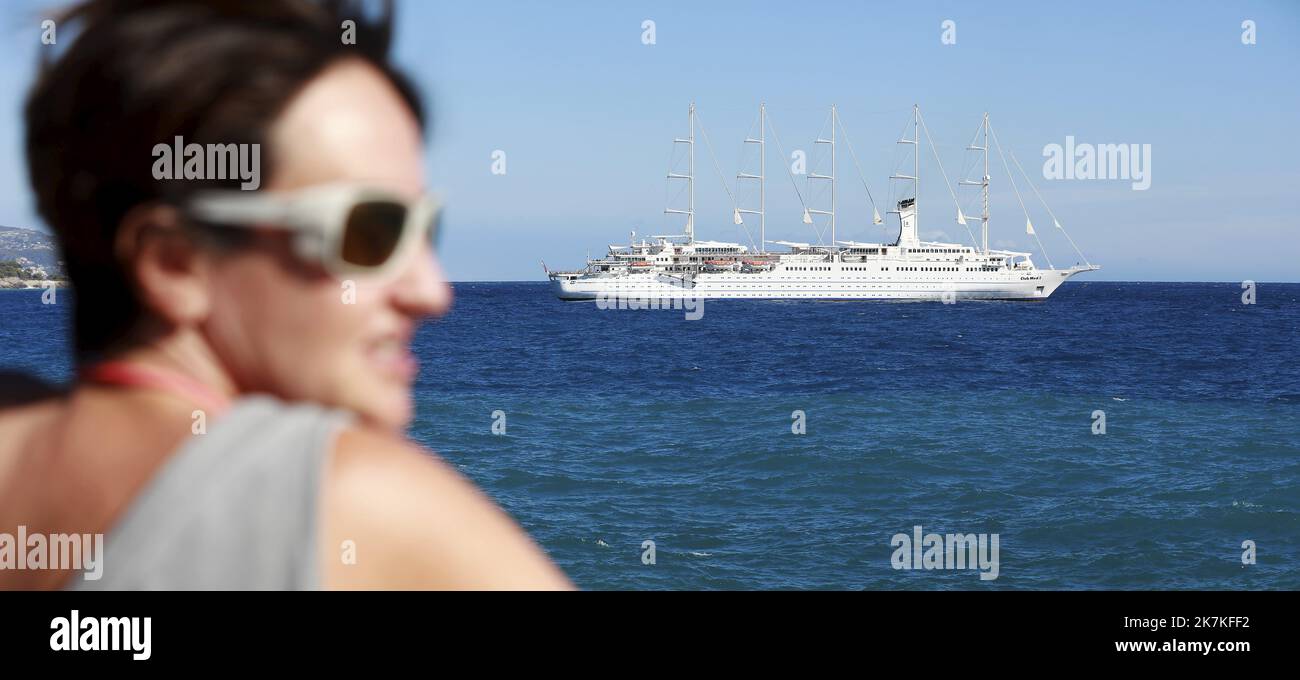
[87,330,240,410]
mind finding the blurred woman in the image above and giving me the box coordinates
[0,0,571,589]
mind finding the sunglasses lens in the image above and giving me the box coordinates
[341,201,406,267]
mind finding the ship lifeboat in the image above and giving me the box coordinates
[742,260,771,267]
[628,261,651,267]
[705,259,732,266]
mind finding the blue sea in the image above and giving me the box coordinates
[2,282,1297,589]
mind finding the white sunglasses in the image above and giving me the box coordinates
[185,182,442,278]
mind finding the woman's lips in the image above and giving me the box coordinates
[367,337,418,381]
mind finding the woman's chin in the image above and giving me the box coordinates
[347,388,413,432]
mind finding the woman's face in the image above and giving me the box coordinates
[202,59,451,430]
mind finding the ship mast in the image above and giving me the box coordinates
[981,112,989,253]
[761,103,766,252]
[737,103,766,253]
[689,102,695,242]
[665,102,696,242]
[961,112,991,253]
[888,104,920,246]
[808,105,837,247]
[913,104,919,236]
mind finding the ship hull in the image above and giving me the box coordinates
[551,267,1094,302]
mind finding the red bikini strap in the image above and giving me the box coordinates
[82,361,232,415]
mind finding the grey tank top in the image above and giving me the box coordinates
[68,395,352,590]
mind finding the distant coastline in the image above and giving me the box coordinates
[0,279,67,290]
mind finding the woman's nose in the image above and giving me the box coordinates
[391,239,452,319]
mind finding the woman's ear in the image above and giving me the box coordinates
[114,203,214,330]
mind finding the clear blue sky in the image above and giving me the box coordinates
[2,0,1297,281]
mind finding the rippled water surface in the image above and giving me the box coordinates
[3,282,1297,589]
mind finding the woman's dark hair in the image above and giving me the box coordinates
[25,0,426,362]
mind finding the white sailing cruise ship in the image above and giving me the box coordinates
[548,103,1098,302]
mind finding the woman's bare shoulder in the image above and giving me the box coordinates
[0,372,65,462]
[318,424,573,590]
[0,371,64,409]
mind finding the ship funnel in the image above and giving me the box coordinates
[897,198,919,247]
